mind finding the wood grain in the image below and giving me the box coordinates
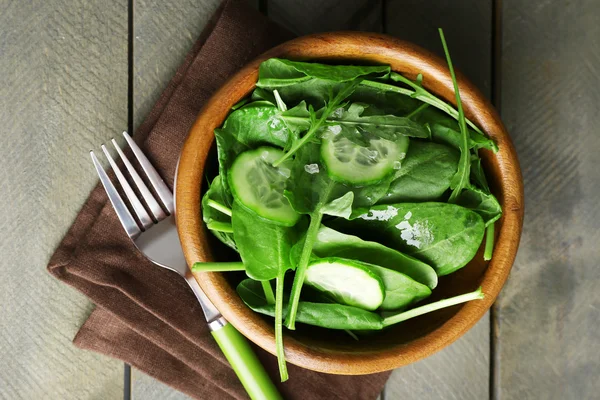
[495,1,600,398]
[0,0,127,398]
[385,0,492,99]
[383,2,492,398]
[176,31,523,375]
[133,0,221,130]
[268,0,382,34]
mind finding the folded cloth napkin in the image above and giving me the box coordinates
[47,0,391,398]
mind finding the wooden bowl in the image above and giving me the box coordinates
[175,32,524,375]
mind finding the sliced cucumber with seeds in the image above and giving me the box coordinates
[228,147,300,226]
[321,133,409,185]
[304,257,385,311]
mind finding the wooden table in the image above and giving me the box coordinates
[1,0,598,398]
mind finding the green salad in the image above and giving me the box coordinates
[194,30,501,381]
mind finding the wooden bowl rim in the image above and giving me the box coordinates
[175,31,524,375]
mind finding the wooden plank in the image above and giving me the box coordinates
[268,0,383,34]
[131,0,221,397]
[495,1,600,398]
[384,2,492,399]
[385,317,489,399]
[0,0,127,398]
[132,0,221,130]
[132,371,192,400]
[385,0,492,98]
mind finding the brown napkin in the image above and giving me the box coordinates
[48,1,391,398]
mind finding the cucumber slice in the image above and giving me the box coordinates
[228,147,300,226]
[321,133,409,185]
[304,257,385,311]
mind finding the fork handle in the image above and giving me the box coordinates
[211,322,282,400]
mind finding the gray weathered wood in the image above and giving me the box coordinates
[0,0,127,398]
[384,2,492,398]
[495,1,600,399]
[132,371,192,400]
[133,0,222,130]
[385,317,489,400]
[131,0,221,396]
[385,0,492,99]
[268,0,382,34]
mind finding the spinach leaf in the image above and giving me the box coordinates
[312,225,438,289]
[231,201,296,281]
[230,200,297,381]
[222,101,299,150]
[237,279,384,330]
[362,262,431,311]
[465,155,500,259]
[257,58,390,88]
[456,187,502,227]
[349,84,421,116]
[320,192,354,218]
[214,128,249,195]
[201,175,236,250]
[338,202,485,276]
[381,141,459,203]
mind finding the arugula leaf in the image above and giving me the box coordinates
[417,108,498,152]
[470,157,491,193]
[257,58,390,88]
[381,141,460,203]
[273,81,360,166]
[437,29,470,203]
[326,102,429,141]
[338,202,485,276]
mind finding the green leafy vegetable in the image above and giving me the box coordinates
[304,257,386,311]
[257,58,390,88]
[381,141,459,203]
[311,226,438,289]
[364,262,431,311]
[230,201,296,381]
[238,279,384,330]
[341,202,485,276]
[231,201,296,281]
[438,29,470,203]
[201,50,501,381]
[382,287,484,327]
[239,279,484,330]
[456,187,502,227]
[201,175,236,250]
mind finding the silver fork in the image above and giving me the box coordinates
[91,132,281,400]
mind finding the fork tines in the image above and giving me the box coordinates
[90,132,174,239]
